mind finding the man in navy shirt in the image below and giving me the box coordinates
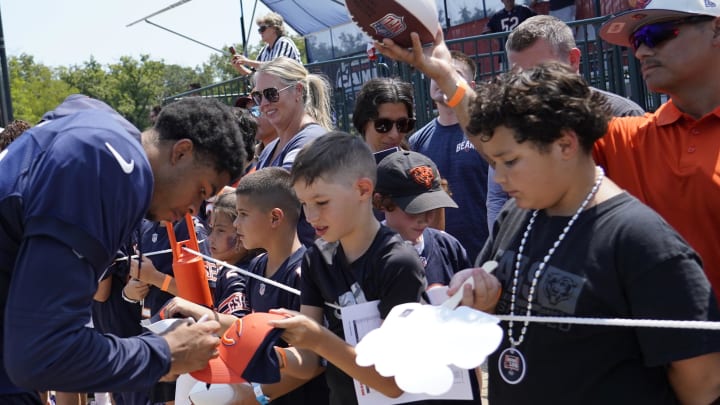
[0,95,246,403]
[485,0,536,34]
[410,51,489,262]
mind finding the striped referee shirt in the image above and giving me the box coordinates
[257,36,302,63]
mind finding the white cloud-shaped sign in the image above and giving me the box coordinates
[355,273,503,396]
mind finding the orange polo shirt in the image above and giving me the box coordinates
[594,100,720,301]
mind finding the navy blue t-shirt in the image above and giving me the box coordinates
[410,119,489,261]
[419,228,472,286]
[245,246,330,405]
[246,247,305,312]
[486,6,537,33]
[213,255,254,318]
[0,98,170,394]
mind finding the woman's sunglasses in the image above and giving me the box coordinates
[373,117,416,134]
[258,25,269,33]
[250,84,294,105]
[630,16,714,51]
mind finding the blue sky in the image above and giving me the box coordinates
[2,0,282,68]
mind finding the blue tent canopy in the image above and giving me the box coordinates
[256,0,510,62]
[260,0,351,36]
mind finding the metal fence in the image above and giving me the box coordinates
[164,16,664,133]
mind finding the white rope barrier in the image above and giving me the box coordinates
[113,238,208,262]
[181,247,343,310]
[494,314,720,330]
[114,248,173,262]
[181,247,301,296]
[116,246,720,327]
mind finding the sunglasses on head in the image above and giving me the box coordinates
[373,117,416,134]
[630,16,714,50]
[250,84,294,105]
[258,25,269,33]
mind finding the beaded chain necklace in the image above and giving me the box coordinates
[498,167,605,385]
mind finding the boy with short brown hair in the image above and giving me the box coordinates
[270,131,426,404]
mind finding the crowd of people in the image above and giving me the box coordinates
[1,1,719,404]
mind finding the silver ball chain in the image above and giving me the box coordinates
[507,167,605,347]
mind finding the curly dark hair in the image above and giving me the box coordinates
[352,77,414,136]
[0,119,32,151]
[231,107,258,161]
[466,62,611,153]
[155,98,246,180]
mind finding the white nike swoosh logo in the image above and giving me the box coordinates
[105,142,135,174]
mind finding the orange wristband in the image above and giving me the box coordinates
[444,79,470,108]
[274,346,287,369]
[160,275,172,292]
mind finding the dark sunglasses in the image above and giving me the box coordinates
[630,16,714,50]
[373,117,416,134]
[250,84,294,105]
[258,25,269,33]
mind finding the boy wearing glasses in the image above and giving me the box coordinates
[596,0,720,301]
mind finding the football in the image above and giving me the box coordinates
[345,0,438,48]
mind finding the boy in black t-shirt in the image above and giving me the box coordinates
[269,131,426,405]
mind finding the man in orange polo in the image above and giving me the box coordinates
[597,0,720,300]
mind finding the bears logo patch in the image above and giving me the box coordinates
[408,165,434,189]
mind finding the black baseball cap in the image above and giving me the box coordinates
[376,150,458,214]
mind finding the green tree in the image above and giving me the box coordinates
[104,55,166,129]
[8,54,78,124]
[57,57,110,102]
[162,64,214,98]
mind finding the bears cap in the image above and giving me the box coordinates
[376,150,458,215]
[190,312,286,384]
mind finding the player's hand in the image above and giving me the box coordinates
[124,278,149,301]
[161,296,213,321]
[448,267,502,313]
[374,26,453,81]
[162,318,221,376]
[268,308,323,351]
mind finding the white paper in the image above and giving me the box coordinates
[341,300,474,405]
